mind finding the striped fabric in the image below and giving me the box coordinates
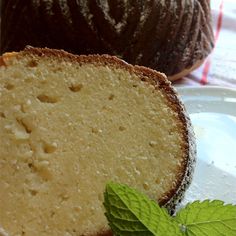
[174,0,236,88]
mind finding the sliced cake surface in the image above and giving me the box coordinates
[0,47,195,236]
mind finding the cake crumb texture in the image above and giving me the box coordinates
[0,48,195,235]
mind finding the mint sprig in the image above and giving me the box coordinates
[104,182,181,235]
[175,200,236,235]
[104,182,236,236]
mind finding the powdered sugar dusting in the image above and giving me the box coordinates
[41,0,53,15]
[31,0,41,9]
[79,1,95,30]
[98,0,129,34]
[58,0,72,24]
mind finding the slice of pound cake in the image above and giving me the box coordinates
[0,47,196,236]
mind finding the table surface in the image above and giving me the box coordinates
[174,0,236,88]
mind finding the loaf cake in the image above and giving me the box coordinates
[0,47,196,235]
[0,0,214,81]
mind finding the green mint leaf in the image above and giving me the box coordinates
[104,182,182,236]
[104,182,236,236]
[175,200,236,236]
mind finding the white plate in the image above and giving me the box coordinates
[176,86,236,205]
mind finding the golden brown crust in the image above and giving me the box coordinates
[21,46,168,86]
[0,47,196,234]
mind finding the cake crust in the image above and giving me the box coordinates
[0,47,196,235]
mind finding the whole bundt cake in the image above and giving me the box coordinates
[0,47,196,235]
[0,0,214,80]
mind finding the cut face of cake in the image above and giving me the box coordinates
[0,47,196,236]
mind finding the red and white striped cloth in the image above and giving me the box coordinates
[174,0,236,88]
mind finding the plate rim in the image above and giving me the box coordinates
[176,85,236,95]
